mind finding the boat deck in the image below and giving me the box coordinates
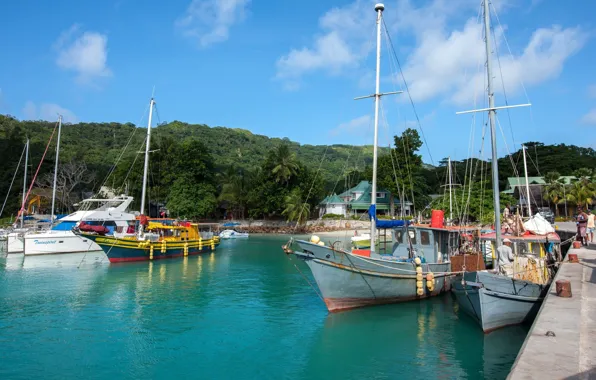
[508,245,596,379]
[481,231,561,243]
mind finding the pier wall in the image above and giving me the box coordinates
[508,244,595,379]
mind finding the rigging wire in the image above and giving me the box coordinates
[0,143,27,218]
[382,17,436,168]
[294,145,330,232]
[94,101,150,195]
[490,13,517,150]
[380,25,418,214]
[17,121,59,221]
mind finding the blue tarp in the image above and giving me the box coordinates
[368,205,410,229]
[51,221,77,231]
[223,222,241,227]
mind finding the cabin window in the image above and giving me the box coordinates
[395,230,403,243]
[376,192,385,199]
[408,230,417,244]
[531,243,542,256]
[420,231,430,245]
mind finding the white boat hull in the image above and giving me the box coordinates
[23,231,102,256]
[219,230,249,239]
[7,233,25,254]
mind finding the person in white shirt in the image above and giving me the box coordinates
[588,210,595,243]
[496,238,514,272]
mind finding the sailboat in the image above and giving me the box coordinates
[5,139,31,254]
[282,4,459,312]
[7,117,137,256]
[451,0,559,333]
[79,97,220,263]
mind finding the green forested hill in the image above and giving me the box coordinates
[0,115,376,217]
[0,115,376,186]
[3,114,596,221]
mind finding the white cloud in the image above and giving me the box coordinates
[330,114,372,136]
[22,101,79,123]
[176,0,250,47]
[275,0,587,103]
[394,0,587,104]
[581,109,596,125]
[54,24,111,84]
[275,0,375,89]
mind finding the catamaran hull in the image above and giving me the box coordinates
[452,271,546,333]
[23,231,102,256]
[7,233,24,254]
[88,235,220,263]
[293,240,451,312]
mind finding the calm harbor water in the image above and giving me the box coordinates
[0,235,528,379]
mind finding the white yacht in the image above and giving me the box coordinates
[8,195,136,255]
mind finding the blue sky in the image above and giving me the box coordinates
[0,0,595,165]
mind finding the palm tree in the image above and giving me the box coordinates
[218,166,247,219]
[271,144,299,184]
[543,171,563,216]
[573,167,593,182]
[565,180,594,210]
[282,189,311,225]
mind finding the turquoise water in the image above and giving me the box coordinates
[0,236,528,379]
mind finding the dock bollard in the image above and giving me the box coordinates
[555,280,572,297]
[568,253,579,263]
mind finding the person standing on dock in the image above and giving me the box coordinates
[587,210,595,243]
[577,207,588,246]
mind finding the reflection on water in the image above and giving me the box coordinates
[0,236,526,379]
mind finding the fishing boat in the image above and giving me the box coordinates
[78,97,219,263]
[219,229,249,239]
[451,0,559,332]
[282,4,454,312]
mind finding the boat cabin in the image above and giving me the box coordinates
[480,231,561,262]
[385,225,479,263]
[135,221,219,243]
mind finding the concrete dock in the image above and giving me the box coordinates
[508,244,596,379]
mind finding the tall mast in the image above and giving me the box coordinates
[369,3,384,253]
[522,145,532,217]
[140,98,155,216]
[483,0,502,247]
[456,0,530,241]
[20,139,29,228]
[448,157,453,222]
[50,116,62,227]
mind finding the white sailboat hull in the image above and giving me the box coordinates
[23,231,102,256]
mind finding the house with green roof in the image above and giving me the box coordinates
[502,176,577,215]
[502,176,576,195]
[319,181,413,218]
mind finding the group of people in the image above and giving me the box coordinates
[576,207,596,245]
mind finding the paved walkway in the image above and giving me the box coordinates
[508,246,596,379]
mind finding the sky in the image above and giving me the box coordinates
[0,0,595,165]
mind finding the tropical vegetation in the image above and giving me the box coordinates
[3,114,596,223]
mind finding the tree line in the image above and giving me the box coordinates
[2,114,596,222]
